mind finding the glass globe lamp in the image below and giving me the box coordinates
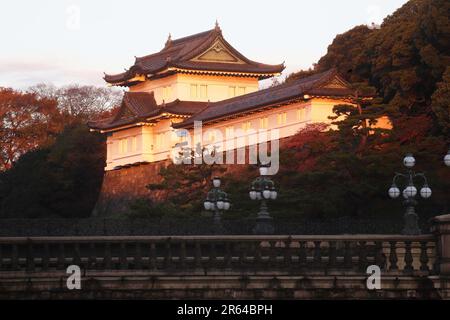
[388,185,400,199]
[403,154,415,168]
[403,185,417,198]
[444,149,450,167]
[420,186,432,199]
[213,177,221,188]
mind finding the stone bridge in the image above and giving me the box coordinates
[1,214,449,299]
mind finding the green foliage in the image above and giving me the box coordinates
[265,0,450,223]
[0,124,105,218]
[131,145,225,217]
[287,0,450,125]
[273,126,449,221]
[126,199,180,219]
[128,0,450,224]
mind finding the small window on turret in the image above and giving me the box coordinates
[200,85,208,98]
[132,136,137,152]
[259,117,268,129]
[190,84,198,98]
[118,138,128,154]
[228,86,236,97]
[297,107,307,121]
[237,87,246,95]
[225,126,234,138]
[277,112,287,125]
[156,132,165,148]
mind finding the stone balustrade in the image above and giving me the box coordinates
[0,235,437,275]
[0,214,449,299]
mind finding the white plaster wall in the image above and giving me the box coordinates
[129,73,259,104]
[104,98,352,170]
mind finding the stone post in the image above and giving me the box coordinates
[253,200,275,235]
[431,214,450,275]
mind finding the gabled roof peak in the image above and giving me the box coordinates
[104,26,284,86]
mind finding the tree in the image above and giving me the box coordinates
[287,0,450,127]
[431,67,450,137]
[0,84,121,172]
[0,87,59,171]
[137,145,226,218]
[0,124,105,218]
[29,83,123,123]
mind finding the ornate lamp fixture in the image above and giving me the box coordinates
[249,164,277,234]
[204,177,230,233]
[388,154,432,235]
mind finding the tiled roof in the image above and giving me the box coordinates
[173,69,359,128]
[104,26,284,85]
[88,92,208,130]
[90,70,368,132]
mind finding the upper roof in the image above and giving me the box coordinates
[104,24,285,86]
[88,92,208,131]
[173,69,362,129]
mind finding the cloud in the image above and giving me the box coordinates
[0,59,105,89]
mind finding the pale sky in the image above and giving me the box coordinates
[0,0,408,89]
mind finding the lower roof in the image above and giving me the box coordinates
[87,92,208,131]
[89,69,368,132]
[173,69,362,129]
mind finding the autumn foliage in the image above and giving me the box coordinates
[134,0,450,223]
[0,0,449,222]
[0,85,121,218]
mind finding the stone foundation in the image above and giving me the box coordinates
[93,139,290,217]
[0,272,445,299]
[93,160,170,216]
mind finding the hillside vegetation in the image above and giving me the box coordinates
[0,0,449,223]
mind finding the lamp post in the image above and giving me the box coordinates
[204,177,231,233]
[249,164,278,235]
[388,154,432,235]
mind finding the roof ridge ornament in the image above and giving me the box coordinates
[214,19,221,32]
[165,33,172,47]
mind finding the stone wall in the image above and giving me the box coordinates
[93,160,170,216]
[0,272,444,299]
[94,138,290,217]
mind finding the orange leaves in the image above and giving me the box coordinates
[282,123,334,172]
[392,114,433,144]
[0,87,60,170]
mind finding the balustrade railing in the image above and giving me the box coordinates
[0,235,437,275]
